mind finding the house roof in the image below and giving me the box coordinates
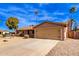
[17,25,34,30]
[0,30,9,32]
[17,21,67,30]
[34,21,67,28]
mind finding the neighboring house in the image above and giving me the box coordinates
[16,25,34,38]
[2,30,10,35]
[0,30,10,37]
[0,30,3,34]
[0,30,9,34]
[16,21,67,40]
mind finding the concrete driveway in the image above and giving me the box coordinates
[0,37,59,56]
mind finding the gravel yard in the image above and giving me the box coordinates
[47,38,79,56]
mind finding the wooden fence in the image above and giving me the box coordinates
[68,31,79,39]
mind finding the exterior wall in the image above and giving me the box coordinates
[16,30,34,37]
[64,27,67,39]
[34,22,65,40]
[66,20,73,38]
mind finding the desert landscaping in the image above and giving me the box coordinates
[0,36,79,56]
[0,36,59,56]
[47,38,79,56]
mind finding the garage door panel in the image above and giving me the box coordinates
[35,27,61,40]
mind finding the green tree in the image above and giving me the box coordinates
[6,17,19,30]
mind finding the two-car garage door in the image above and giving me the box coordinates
[35,27,62,40]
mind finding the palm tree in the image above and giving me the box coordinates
[69,7,77,31]
[70,7,77,13]
[34,9,38,25]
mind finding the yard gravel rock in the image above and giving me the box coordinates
[47,38,79,56]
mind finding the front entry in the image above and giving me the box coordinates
[27,30,34,38]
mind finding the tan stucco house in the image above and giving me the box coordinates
[16,21,67,40]
[34,22,67,40]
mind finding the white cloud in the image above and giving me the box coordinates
[24,4,34,9]
[40,16,57,21]
[0,11,9,17]
[38,10,48,16]
[0,7,29,18]
[0,8,9,12]
[8,7,28,14]
[26,9,58,22]
[53,12,65,15]
[61,17,69,22]
[23,4,36,12]
[17,17,28,27]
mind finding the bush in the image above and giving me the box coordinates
[24,34,29,39]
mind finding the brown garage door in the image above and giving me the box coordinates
[35,27,61,40]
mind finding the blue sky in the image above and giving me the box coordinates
[0,3,79,31]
